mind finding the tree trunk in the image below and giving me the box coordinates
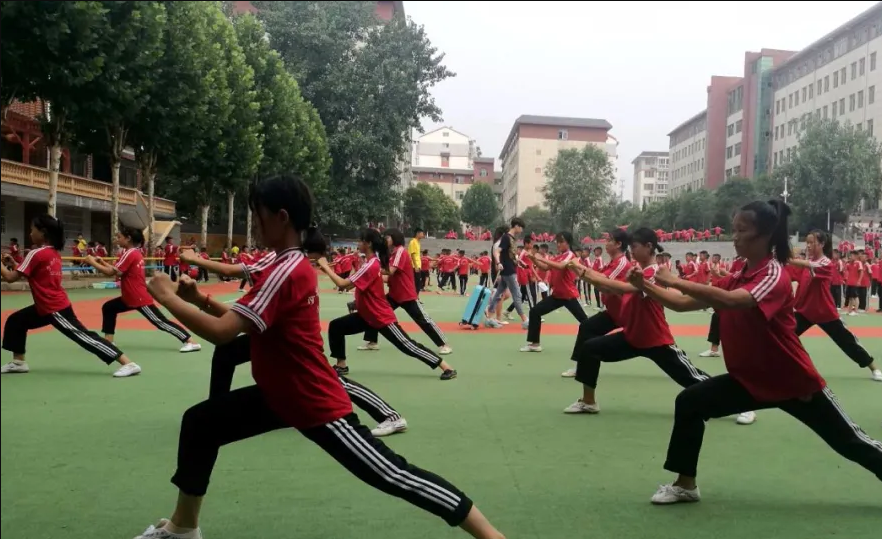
[111,159,121,240]
[146,171,156,248]
[200,204,210,249]
[246,207,253,249]
[47,143,62,217]
[226,191,235,249]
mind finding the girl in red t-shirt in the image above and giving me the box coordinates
[318,229,457,381]
[559,231,630,377]
[520,232,590,352]
[83,227,202,354]
[562,228,710,414]
[0,215,140,377]
[787,231,881,381]
[139,176,504,539]
[634,199,882,505]
[357,229,451,356]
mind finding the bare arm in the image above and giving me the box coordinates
[149,276,246,344]
[573,264,639,295]
[84,255,118,277]
[667,278,756,310]
[181,250,245,278]
[317,258,355,290]
[0,259,21,283]
[641,282,708,312]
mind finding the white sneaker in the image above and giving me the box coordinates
[504,312,514,321]
[0,361,29,374]
[736,411,757,425]
[371,418,408,437]
[871,369,882,382]
[561,367,577,378]
[357,342,380,351]
[133,519,203,539]
[698,349,720,358]
[499,320,510,325]
[848,311,858,316]
[520,344,542,353]
[179,343,202,353]
[113,363,142,378]
[650,484,701,505]
[438,345,453,355]
[563,399,600,414]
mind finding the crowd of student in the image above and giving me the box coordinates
[0,173,880,539]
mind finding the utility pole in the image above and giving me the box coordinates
[781,176,790,204]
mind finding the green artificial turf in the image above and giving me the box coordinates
[1,285,880,539]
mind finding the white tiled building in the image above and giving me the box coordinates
[632,151,670,207]
[668,111,708,198]
[770,3,882,210]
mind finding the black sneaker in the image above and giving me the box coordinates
[440,369,457,380]
[334,364,350,375]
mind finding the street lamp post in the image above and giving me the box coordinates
[782,176,790,204]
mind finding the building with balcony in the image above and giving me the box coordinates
[769,2,882,210]
[632,151,670,208]
[499,115,616,220]
[1,101,177,249]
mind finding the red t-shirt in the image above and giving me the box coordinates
[458,256,471,276]
[388,246,418,304]
[716,257,826,402]
[621,265,675,349]
[792,256,839,324]
[16,246,71,315]
[516,251,529,285]
[713,226,721,235]
[845,261,863,286]
[9,243,23,264]
[601,255,630,324]
[163,244,179,266]
[440,255,457,273]
[695,260,711,284]
[549,251,579,300]
[477,255,491,274]
[230,249,352,429]
[350,256,397,329]
[420,256,430,272]
[831,259,844,285]
[242,250,278,285]
[114,248,152,308]
[684,260,698,281]
[860,262,872,287]
[592,257,604,272]
[730,257,746,274]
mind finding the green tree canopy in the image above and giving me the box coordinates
[254,1,454,227]
[402,183,460,235]
[542,145,614,232]
[460,182,499,229]
[517,205,557,237]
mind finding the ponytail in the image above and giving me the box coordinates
[808,229,833,259]
[361,228,389,269]
[739,199,792,264]
[32,214,66,250]
[302,224,327,255]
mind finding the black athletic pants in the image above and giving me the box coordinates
[707,311,721,347]
[198,267,210,282]
[479,273,489,287]
[664,374,882,479]
[579,280,591,303]
[172,390,472,524]
[442,272,456,291]
[101,297,190,342]
[574,332,709,389]
[415,271,423,293]
[830,284,843,309]
[164,264,178,282]
[569,311,619,361]
[338,271,351,292]
[858,286,869,311]
[526,296,589,344]
[329,313,441,369]
[2,305,123,364]
[794,312,875,368]
[362,296,447,348]
[208,335,400,423]
[458,274,468,295]
[593,286,602,307]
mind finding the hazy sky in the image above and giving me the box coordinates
[405,0,879,201]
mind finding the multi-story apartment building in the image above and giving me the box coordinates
[632,151,670,207]
[410,127,497,207]
[499,115,616,220]
[668,111,708,197]
[668,51,796,197]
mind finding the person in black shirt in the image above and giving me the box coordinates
[485,218,526,328]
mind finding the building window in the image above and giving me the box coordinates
[733,165,741,176]
[872,52,877,71]
[558,129,568,140]
[817,80,822,95]
[809,84,814,99]
[789,94,793,108]
[859,90,864,108]
[727,124,734,137]
[794,91,799,106]
[774,152,779,166]
[534,167,541,173]
[725,168,732,178]
[860,57,866,76]
[832,100,838,118]
[456,191,464,200]
[734,142,742,156]
[726,146,733,158]
[852,61,858,80]
[869,119,875,137]
[735,119,742,133]
[834,71,839,87]
[788,122,793,135]
[841,67,846,84]
[840,97,845,114]
[443,143,449,148]
[802,87,807,101]
[850,93,856,112]
[870,86,876,104]
[823,105,828,118]
[535,149,541,155]
[824,75,829,92]
[441,155,449,167]
[776,100,780,114]
[479,168,488,177]
[442,131,449,137]
[858,123,863,131]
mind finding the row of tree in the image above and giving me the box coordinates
[1,1,453,246]
[527,118,882,239]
